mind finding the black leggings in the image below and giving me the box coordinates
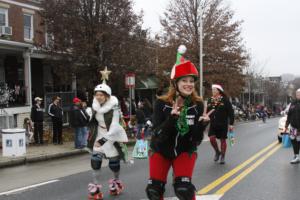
[291,139,300,155]
[52,119,63,144]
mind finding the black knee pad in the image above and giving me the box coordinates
[108,158,120,172]
[173,177,196,200]
[91,153,103,170]
[145,179,165,200]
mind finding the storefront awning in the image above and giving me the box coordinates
[135,76,159,90]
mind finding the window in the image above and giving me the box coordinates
[45,25,54,47]
[24,14,33,40]
[0,8,8,26]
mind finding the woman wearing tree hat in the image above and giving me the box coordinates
[87,70,128,199]
[207,84,234,164]
[145,45,209,200]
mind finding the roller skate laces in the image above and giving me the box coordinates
[109,179,124,195]
[88,183,103,200]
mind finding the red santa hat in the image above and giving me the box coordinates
[170,45,198,80]
[212,84,224,92]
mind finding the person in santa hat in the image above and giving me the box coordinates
[145,45,209,200]
[86,67,128,200]
[207,84,234,164]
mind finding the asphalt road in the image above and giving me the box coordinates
[0,118,299,200]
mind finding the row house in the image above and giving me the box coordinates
[0,0,72,128]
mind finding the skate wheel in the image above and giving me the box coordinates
[88,193,103,200]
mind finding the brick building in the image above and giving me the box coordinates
[0,0,68,128]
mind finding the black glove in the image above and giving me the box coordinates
[97,137,108,145]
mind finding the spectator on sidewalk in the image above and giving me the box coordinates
[48,96,63,145]
[31,97,44,145]
[142,98,153,137]
[82,100,92,147]
[23,118,34,145]
[136,101,146,139]
[70,97,90,149]
[142,98,153,120]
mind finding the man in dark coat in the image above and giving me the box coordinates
[31,97,44,144]
[48,96,63,144]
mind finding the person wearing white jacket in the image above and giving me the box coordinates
[87,83,128,200]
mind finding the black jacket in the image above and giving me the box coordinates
[31,104,44,122]
[286,100,300,129]
[136,108,146,124]
[207,96,234,129]
[69,105,90,128]
[150,99,207,159]
[48,103,63,121]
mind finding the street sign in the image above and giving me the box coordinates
[125,73,135,88]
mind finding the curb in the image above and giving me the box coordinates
[0,140,137,169]
[0,157,26,168]
[0,149,87,169]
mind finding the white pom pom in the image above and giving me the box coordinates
[178,45,187,54]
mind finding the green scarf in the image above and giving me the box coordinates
[176,96,191,136]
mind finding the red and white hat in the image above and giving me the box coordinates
[170,45,198,80]
[212,84,224,92]
[171,61,198,80]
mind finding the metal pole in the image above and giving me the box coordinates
[199,3,203,97]
[248,78,251,105]
[129,87,132,117]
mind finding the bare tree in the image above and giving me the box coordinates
[39,0,156,95]
[158,0,249,97]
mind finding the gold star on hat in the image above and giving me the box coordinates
[100,66,112,84]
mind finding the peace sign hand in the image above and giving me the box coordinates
[171,99,181,116]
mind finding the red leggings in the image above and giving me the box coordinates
[149,152,197,199]
[209,136,227,155]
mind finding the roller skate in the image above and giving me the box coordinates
[88,183,103,200]
[109,179,124,195]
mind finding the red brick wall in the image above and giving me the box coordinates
[0,0,45,45]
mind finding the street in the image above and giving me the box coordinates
[0,118,299,200]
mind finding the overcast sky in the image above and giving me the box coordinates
[133,0,300,77]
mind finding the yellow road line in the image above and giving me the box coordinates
[215,144,281,195]
[197,141,278,195]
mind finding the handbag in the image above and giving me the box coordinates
[132,139,148,159]
[227,131,235,147]
[282,134,292,148]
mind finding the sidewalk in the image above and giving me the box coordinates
[0,139,136,169]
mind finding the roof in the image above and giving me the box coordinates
[135,76,159,90]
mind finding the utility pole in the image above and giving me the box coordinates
[198,2,204,97]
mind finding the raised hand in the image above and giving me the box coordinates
[171,99,180,116]
[199,109,215,122]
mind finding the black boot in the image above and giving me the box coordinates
[214,151,221,162]
[219,154,225,164]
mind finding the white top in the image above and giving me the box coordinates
[92,96,128,158]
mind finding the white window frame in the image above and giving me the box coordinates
[0,8,8,27]
[23,13,34,41]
